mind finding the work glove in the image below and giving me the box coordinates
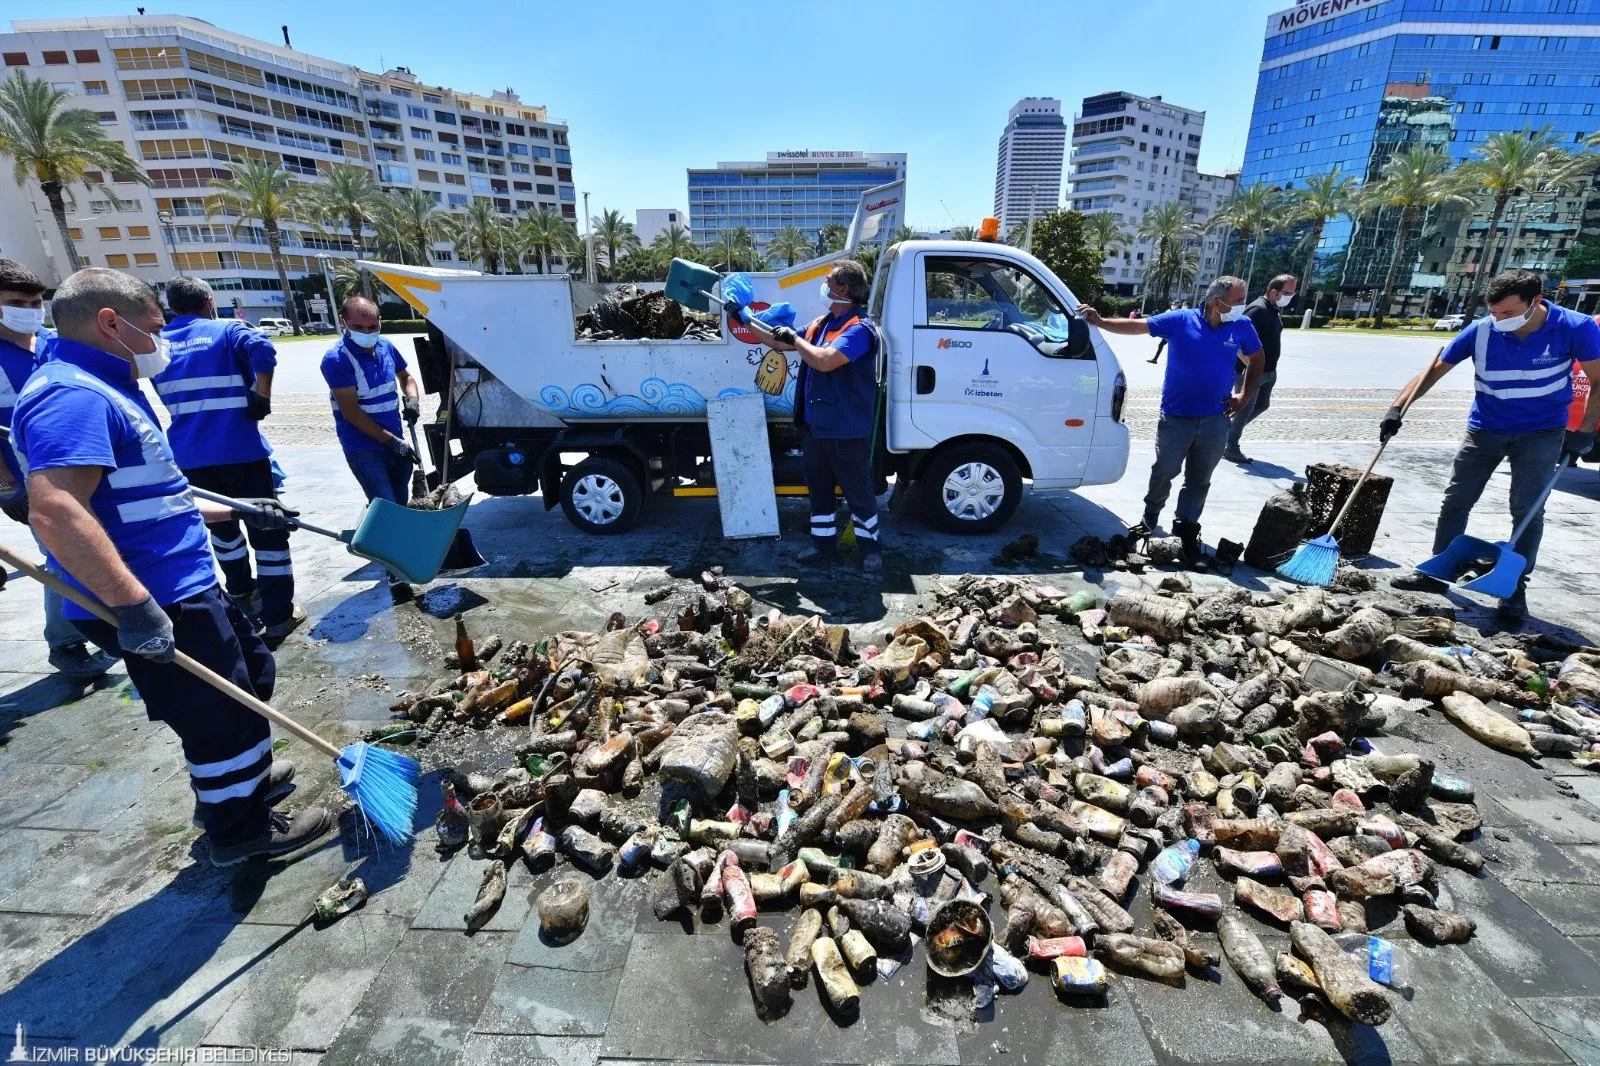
[403,396,421,426]
[231,497,299,531]
[1379,405,1404,443]
[245,391,271,421]
[723,299,746,324]
[112,595,175,663]
[0,481,26,525]
[388,437,419,465]
[771,326,798,347]
[1563,428,1595,462]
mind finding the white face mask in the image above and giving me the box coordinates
[1219,302,1247,322]
[0,306,45,334]
[819,281,849,306]
[114,318,172,377]
[1275,293,1294,308]
[347,328,382,349]
[1491,311,1529,333]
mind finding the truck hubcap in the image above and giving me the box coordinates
[942,462,1006,521]
[571,474,625,524]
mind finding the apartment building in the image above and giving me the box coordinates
[1067,91,1205,297]
[0,15,574,321]
[992,97,1065,232]
[1190,169,1239,295]
[688,151,906,254]
[635,209,688,247]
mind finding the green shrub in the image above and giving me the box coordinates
[379,319,428,334]
[1092,294,1142,318]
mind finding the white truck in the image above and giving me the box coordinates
[362,186,1130,536]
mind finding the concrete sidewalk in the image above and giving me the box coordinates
[0,437,1598,1065]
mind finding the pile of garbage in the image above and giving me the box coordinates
[574,284,720,341]
[374,569,1599,1023]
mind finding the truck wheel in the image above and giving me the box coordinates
[920,443,1021,534]
[560,456,641,534]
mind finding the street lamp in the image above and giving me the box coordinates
[316,253,337,327]
[157,209,183,276]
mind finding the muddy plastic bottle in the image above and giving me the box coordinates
[1150,838,1200,885]
[811,937,861,1013]
[1218,913,1282,1004]
[1331,931,1410,993]
[1052,955,1109,996]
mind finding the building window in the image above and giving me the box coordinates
[1346,107,1358,118]
[1272,97,1283,108]
[73,49,101,64]
[536,183,555,195]
[1304,115,1315,126]
[98,226,122,240]
[510,161,529,173]
[414,148,435,161]
[1309,88,1321,100]
[434,110,455,125]
[1357,43,1370,56]
[1527,74,1538,86]
[377,164,411,184]
[3,52,28,66]
[42,50,68,65]
[554,149,571,164]
[447,192,468,207]
[127,225,151,239]
[1300,141,1311,152]
[410,127,433,141]
[418,169,439,182]
[1537,103,1547,114]
[1474,102,1484,112]
[1294,167,1306,178]
[444,172,465,185]
[134,252,158,266]
[105,253,130,267]
[389,86,412,97]
[406,104,428,119]
[442,152,462,165]
[1262,147,1274,159]
[1520,102,1531,113]
[84,80,108,95]
[1338,133,1352,145]
[1267,122,1277,134]
[1545,75,1555,86]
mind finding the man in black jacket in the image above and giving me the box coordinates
[1225,274,1296,464]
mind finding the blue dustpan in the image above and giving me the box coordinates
[664,258,722,313]
[1415,457,1571,600]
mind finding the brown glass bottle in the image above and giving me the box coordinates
[455,616,478,672]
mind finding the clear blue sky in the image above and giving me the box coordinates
[20,0,1288,229]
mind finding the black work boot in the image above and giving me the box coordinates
[1495,582,1529,626]
[1173,519,1206,567]
[208,807,333,868]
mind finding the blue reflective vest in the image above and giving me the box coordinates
[796,311,879,440]
[0,328,51,479]
[320,336,405,453]
[13,338,215,617]
[152,316,276,468]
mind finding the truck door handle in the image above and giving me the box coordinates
[916,366,936,394]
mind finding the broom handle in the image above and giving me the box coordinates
[0,544,342,760]
[1506,455,1573,545]
[1326,352,1438,537]
[189,487,346,542]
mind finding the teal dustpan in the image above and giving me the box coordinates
[1415,457,1571,600]
[193,488,471,585]
[665,257,722,312]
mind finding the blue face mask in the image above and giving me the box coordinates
[347,328,381,349]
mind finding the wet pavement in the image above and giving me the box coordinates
[1,355,1599,1064]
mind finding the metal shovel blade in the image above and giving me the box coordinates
[345,495,472,584]
[1416,533,1526,600]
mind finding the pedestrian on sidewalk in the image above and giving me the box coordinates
[153,277,305,641]
[14,267,330,866]
[0,258,118,680]
[1384,270,1600,622]
[1079,276,1263,564]
[1148,301,1182,364]
[320,295,423,604]
[736,261,885,574]
[1225,274,1297,464]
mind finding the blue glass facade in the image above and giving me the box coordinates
[1241,0,1600,289]
[687,156,906,252]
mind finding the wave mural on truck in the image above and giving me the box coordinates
[536,373,797,417]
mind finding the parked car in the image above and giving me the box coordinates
[303,321,336,334]
[254,317,294,336]
[1431,314,1466,332]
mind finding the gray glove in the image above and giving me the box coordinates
[231,497,298,531]
[1563,428,1595,461]
[771,325,798,346]
[0,481,26,525]
[112,595,174,662]
[245,391,271,421]
[403,395,421,426]
[724,300,746,323]
[388,437,419,464]
[1379,405,1404,443]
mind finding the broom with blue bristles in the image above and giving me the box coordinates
[0,545,420,844]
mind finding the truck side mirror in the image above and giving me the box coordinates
[1065,316,1093,359]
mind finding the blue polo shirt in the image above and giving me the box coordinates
[319,334,407,453]
[1148,309,1263,418]
[0,327,52,480]
[1441,301,1600,434]
[153,315,277,469]
[12,337,216,617]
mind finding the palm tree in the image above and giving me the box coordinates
[515,206,566,273]
[888,225,917,248]
[1137,201,1195,306]
[818,222,848,254]
[766,225,811,267]
[1287,167,1360,313]
[376,188,448,266]
[1455,126,1567,314]
[649,221,697,262]
[1214,182,1284,282]
[949,225,977,241]
[0,71,147,274]
[311,163,382,295]
[1084,211,1130,266]
[1360,145,1467,326]
[590,208,640,270]
[449,199,511,273]
[205,158,313,334]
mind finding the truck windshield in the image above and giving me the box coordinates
[924,257,1070,340]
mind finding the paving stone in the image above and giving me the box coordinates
[1502,880,1600,938]
[411,850,534,934]
[1385,938,1570,1064]
[18,764,182,832]
[458,1034,599,1066]
[202,914,409,1050]
[0,912,88,996]
[510,871,643,972]
[599,930,960,1065]
[321,929,510,1066]
[1493,797,1600,846]
[0,821,224,919]
[227,825,449,927]
[473,962,626,1038]
[1436,868,1600,999]
[1567,775,1600,811]
[1477,822,1600,885]
[0,762,91,830]
[955,978,1155,1066]
[1511,997,1600,1066]
[0,828,77,902]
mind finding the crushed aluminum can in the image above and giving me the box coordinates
[313,875,367,924]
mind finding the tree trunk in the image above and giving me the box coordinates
[265,220,302,336]
[41,180,83,275]
[1231,227,1251,276]
[1375,206,1415,328]
[1462,193,1510,316]
[1299,218,1324,314]
[350,211,374,300]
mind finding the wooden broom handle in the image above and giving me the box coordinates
[1327,349,1439,537]
[0,545,341,759]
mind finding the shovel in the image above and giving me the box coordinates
[191,486,470,586]
[664,257,724,313]
[406,418,486,571]
[1415,456,1573,600]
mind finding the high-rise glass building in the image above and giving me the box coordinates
[993,97,1065,231]
[687,151,906,253]
[1240,0,1600,304]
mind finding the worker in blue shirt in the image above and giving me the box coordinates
[1383,270,1600,622]
[153,277,304,642]
[0,258,118,680]
[13,267,330,866]
[1079,275,1264,565]
[319,295,421,603]
[736,260,884,573]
